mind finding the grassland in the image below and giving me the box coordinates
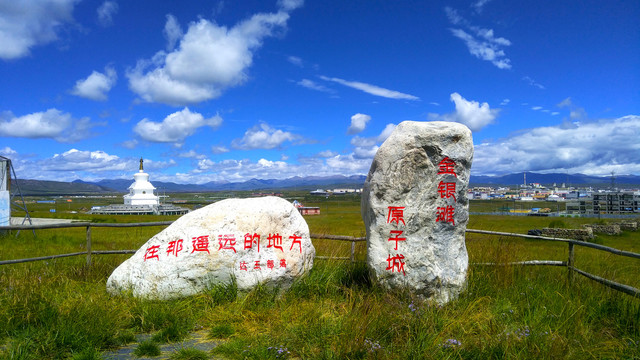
[1,194,639,359]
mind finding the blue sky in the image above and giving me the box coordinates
[1,0,639,184]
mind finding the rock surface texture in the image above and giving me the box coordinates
[107,196,315,299]
[362,121,473,304]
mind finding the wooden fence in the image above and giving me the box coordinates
[1,222,638,298]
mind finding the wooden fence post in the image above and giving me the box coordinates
[86,225,92,266]
[568,242,574,285]
[350,241,355,263]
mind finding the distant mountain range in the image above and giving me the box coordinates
[10,172,640,195]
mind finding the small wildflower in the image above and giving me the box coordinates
[268,345,290,358]
[364,338,382,353]
[441,338,462,348]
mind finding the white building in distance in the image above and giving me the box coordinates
[90,158,188,216]
[123,158,159,206]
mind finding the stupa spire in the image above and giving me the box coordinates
[139,157,143,171]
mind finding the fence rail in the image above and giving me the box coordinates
[1,222,638,298]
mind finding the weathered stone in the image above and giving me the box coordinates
[107,196,315,299]
[362,121,473,304]
[541,227,594,241]
[582,224,621,236]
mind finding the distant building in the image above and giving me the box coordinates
[123,158,159,206]
[292,199,320,215]
[566,191,640,215]
[90,158,188,215]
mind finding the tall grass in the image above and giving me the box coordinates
[1,205,639,358]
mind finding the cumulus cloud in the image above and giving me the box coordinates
[319,76,420,101]
[39,150,176,177]
[347,113,371,135]
[71,66,117,101]
[127,3,300,105]
[0,109,98,142]
[231,122,300,150]
[0,0,78,60]
[97,1,118,26]
[428,92,499,131]
[133,107,222,144]
[0,146,18,158]
[473,115,640,176]
[445,7,512,69]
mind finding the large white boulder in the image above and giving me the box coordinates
[107,196,315,299]
[362,121,473,304]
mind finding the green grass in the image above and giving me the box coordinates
[133,340,161,357]
[1,197,639,359]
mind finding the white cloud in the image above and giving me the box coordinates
[473,115,640,176]
[500,98,510,106]
[297,79,334,93]
[0,0,78,60]
[317,150,338,158]
[319,76,420,101]
[127,4,298,106]
[120,139,138,149]
[523,76,545,90]
[347,113,371,135]
[378,123,397,142]
[97,1,118,27]
[450,28,511,69]
[71,66,117,101]
[0,146,18,157]
[277,0,304,11]
[444,7,463,25]
[178,150,206,159]
[428,92,499,131]
[0,109,98,142]
[40,150,175,176]
[211,145,230,154]
[472,0,493,13]
[163,14,183,51]
[231,122,300,150]
[133,107,223,144]
[287,55,303,67]
[446,7,512,70]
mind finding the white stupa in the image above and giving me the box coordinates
[123,158,159,206]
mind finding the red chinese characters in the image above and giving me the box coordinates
[386,253,406,275]
[144,245,160,261]
[437,156,457,177]
[436,206,455,225]
[142,232,303,269]
[437,181,456,201]
[289,234,302,253]
[386,206,407,276]
[166,239,184,257]
[267,233,284,252]
[244,233,260,252]
[388,230,405,251]
[436,157,457,226]
[191,235,211,254]
[387,206,406,225]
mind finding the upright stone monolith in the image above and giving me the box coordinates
[361,121,473,304]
